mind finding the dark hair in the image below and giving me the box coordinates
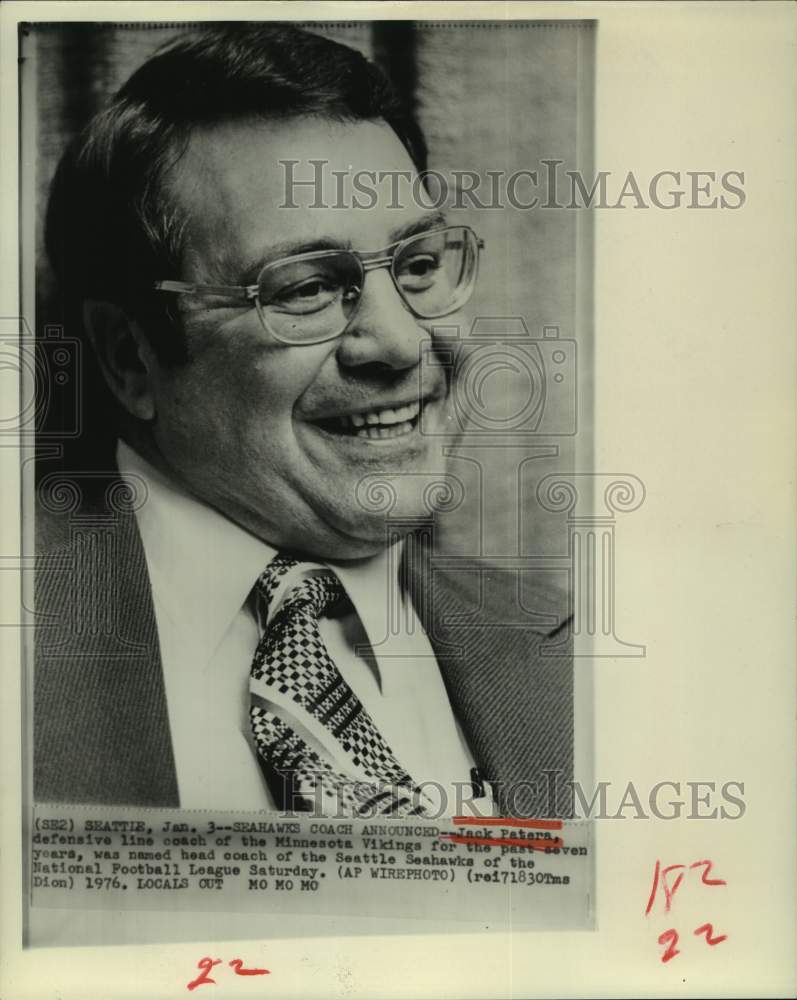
[45,22,427,365]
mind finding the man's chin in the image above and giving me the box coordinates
[297,497,436,562]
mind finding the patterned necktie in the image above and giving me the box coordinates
[249,554,432,818]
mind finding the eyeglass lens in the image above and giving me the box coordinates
[256,226,478,344]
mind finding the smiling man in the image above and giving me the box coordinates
[137,117,461,556]
[35,24,573,820]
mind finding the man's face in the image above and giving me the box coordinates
[142,117,460,559]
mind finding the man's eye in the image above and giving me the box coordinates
[397,253,441,282]
[269,278,340,313]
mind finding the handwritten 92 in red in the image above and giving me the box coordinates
[645,859,728,963]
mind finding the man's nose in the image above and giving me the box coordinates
[335,268,427,371]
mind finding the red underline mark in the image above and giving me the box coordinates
[451,816,564,831]
[440,833,564,851]
[440,818,566,850]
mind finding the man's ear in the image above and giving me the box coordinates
[82,300,158,421]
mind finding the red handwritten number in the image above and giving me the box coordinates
[229,959,270,977]
[648,858,729,963]
[645,861,687,915]
[644,859,660,915]
[694,923,728,946]
[690,860,726,888]
[187,958,222,991]
[658,929,681,963]
[646,859,726,917]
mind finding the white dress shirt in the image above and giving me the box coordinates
[117,441,481,813]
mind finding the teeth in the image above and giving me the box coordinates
[332,400,423,434]
[355,421,414,440]
[388,402,421,424]
[352,400,421,427]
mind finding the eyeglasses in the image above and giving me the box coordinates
[153,225,483,346]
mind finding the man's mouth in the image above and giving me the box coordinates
[313,399,423,440]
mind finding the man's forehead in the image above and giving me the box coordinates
[170,115,429,278]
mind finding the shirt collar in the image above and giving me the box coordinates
[117,440,276,662]
[327,543,405,653]
[117,440,405,665]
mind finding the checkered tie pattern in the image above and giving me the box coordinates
[249,554,432,817]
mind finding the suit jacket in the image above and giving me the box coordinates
[33,488,574,817]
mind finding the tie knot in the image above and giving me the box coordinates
[255,554,345,624]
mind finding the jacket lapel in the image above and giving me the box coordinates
[403,535,574,817]
[34,503,179,807]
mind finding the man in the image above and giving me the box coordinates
[34,24,573,819]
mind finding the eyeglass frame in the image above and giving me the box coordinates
[153,224,485,346]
